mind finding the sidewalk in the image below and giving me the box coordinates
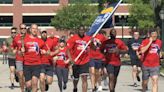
[0,63,164,92]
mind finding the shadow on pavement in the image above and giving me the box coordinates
[5,85,20,89]
[127,84,140,87]
[87,87,109,92]
[133,89,143,92]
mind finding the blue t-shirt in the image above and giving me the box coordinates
[127,38,142,60]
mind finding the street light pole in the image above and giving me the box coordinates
[162,19,164,50]
[159,7,164,50]
[122,20,124,40]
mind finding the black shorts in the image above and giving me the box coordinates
[101,62,107,68]
[89,59,102,69]
[131,58,141,67]
[8,58,16,67]
[72,63,89,79]
[23,65,41,82]
[106,64,121,77]
[40,64,53,77]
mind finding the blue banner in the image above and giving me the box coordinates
[86,0,122,36]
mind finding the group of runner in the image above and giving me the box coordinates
[0,23,162,92]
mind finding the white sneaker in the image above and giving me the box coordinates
[98,86,102,92]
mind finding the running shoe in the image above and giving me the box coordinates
[10,83,14,89]
[133,83,137,87]
[25,88,32,92]
[63,83,67,90]
[73,88,78,92]
[98,86,102,92]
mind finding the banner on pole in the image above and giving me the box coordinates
[75,0,123,62]
[86,1,122,36]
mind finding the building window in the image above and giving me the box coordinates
[69,0,98,3]
[0,16,13,26]
[23,0,59,4]
[0,0,12,4]
[23,16,54,26]
[114,15,129,26]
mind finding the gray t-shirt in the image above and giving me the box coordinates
[6,37,15,58]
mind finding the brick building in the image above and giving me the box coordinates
[0,0,131,38]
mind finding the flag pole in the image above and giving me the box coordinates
[74,0,123,62]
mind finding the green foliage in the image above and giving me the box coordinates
[128,0,155,29]
[51,3,98,30]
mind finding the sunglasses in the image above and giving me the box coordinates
[11,32,17,34]
[20,27,26,30]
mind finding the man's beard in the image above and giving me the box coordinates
[110,35,116,40]
[78,33,84,38]
[42,37,47,41]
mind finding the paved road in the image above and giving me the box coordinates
[0,63,164,92]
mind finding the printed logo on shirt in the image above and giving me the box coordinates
[57,52,66,61]
[131,43,140,50]
[76,40,87,51]
[104,44,117,53]
[17,40,22,44]
[149,44,160,54]
[27,42,39,54]
[93,38,101,49]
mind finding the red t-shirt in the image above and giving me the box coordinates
[140,39,162,67]
[41,38,55,65]
[101,39,128,66]
[23,35,44,65]
[67,34,91,65]
[13,34,27,61]
[90,34,107,60]
[56,47,69,68]
[2,45,8,52]
[49,36,59,49]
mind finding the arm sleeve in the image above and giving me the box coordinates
[67,36,75,49]
[139,39,149,49]
[159,40,162,49]
[39,39,45,49]
[12,38,17,49]
[119,40,128,50]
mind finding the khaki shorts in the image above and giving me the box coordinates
[16,61,23,72]
[142,65,160,80]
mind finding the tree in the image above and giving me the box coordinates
[128,0,155,30]
[128,0,164,30]
[51,2,98,31]
[150,0,164,27]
